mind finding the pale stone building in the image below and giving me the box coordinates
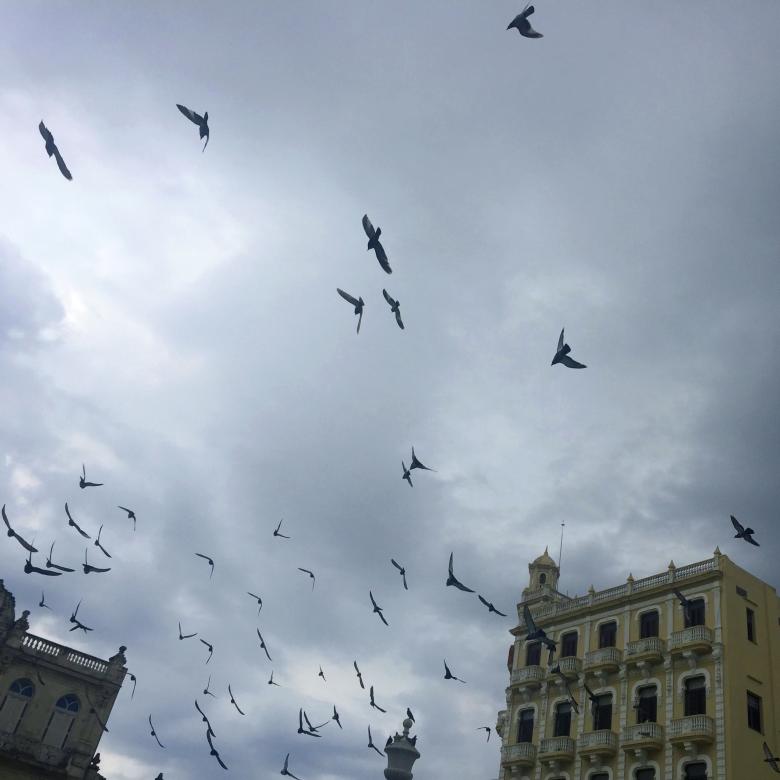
[0,579,126,779]
[496,548,780,780]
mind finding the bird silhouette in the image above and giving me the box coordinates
[409,447,435,472]
[354,660,365,689]
[507,4,543,38]
[298,568,316,590]
[551,328,586,369]
[2,505,38,553]
[477,726,491,742]
[523,603,557,651]
[203,674,216,698]
[268,670,280,686]
[318,666,326,682]
[38,121,72,179]
[332,706,342,728]
[273,519,290,539]
[303,710,328,733]
[178,621,197,640]
[228,684,245,715]
[79,464,103,489]
[730,515,759,546]
[550,664,580,713]
[206,730,228,770]
[446,552,475,592]
[401,461,413,487]
[39,591,52,610]
[369,590,389,626]
[297,708,321,738]
[367,725,384,756]
[148,715,165,748]
[478,595,507,617]
[199,638,214,664]
[369,685,386,713]
[256,629,272,661]
[46,541,75,573]
[281,753,302,780]
[382,289,404,329]
[176,104,209,151]
[406,707,415,723]
[362,215,392,273]
[69,600,93,633]
[195,552,215,577]
[117,506,136,531]
[65,503,90,539]
[673,589,696,625]
[128,673,137,699]
[337,289,365,333]
[247,592,263,614]
[82,549,111,574]
[195,699,216,738]
[25,550,62,577]
[763,741,780,773]
[94,525,112,558]
[391,558,408,590]
[443,659,466,683]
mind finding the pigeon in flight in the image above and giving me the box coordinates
[195,699,216,738]
[318,666,326,682]
[367,725,384,757]
[382,289,404,329]
[117,506,136,531]
[195,552,215,578]
[247,592,263,614]
[477,726,491,742]
[228,684,245,715]
[83,549,111,574]
[25,551,62,577]
[337,289,365,334]
[281,753,302,780]
[2,505,38,553]
[446,552,475,593]
[362,215,392,273]
[401,461,413,487]
[478,595,507,617]
[332,706,342,729]
[200,638,214,664]
[256,629,272,661]
[391,558,408,590]
[369,591,389,626]
[69,600,93,633]
[39,591,52,610]
[673,589,696,625]
[203,675,216,698]
[298,567,316,590]
[763,742,780,773]
[94,525,112,558]
[38,121,72,180]
[148,715,165,748]
[303,711,329,733]
[443,659,466,684]
[730,515,759,546]
[46,541,75,572]
[65,503,90,539]
[369,685,387,713]
[523,604,557,651]
[128,673,137,699]
[297,708,321,738]
[551,328,586,369]
[79,464,103,489]
[507,4,543,38]
[409,447,435,472]
[268,670,280,686]
[550,664,580,713]
[179,621,197,640]
[354,660,365,689]
[176,104,209,151]
[273,519,290,539]
[206,730,228,770]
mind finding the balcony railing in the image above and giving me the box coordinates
[621,722,664,747]
[538,736,576,760]
[669,626,713,652]
[511,666,544,687]
[578,729,618,755]
[501,743,536,766]
[554,656,582,676]
[0,729,69,767]
[584,647,622,670]
[21,633,109,675]
[625,637,665,660]
[668,715,715,743]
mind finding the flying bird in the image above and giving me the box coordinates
[523,604,557,650]
[195,699,216,738]
[178,621,197,640]
[446,552,475,593]
[369,590,389,626]
[69,600,93,633]
[203,675,216,698]
[478,595,508,617]
[2,505,38,553]
[82,549,111,574]
[65,503,90,539]
[268,670,280,686]
[337,289,365,333]
[443,659,466,683]
[730,515,759,546]
[369,685,386,713]
[200,638,214,664]
[391,558,408,590]
[401,461,413,487]
[148,715,165,748]
[228,684,245,715]
[297,708,321,738]
[303,711,328,733]
[507,4,543,38]
[382,289,404,329]
[550,664,579,713]
[551,328,586,369]
[318,666,326,682]
[763,742,780,773]
[362,214,392,273]
[673,589,695,625]
[206,730,228,770]
[281,753,302,780]
[247,592,263,613]
[79,464,103,489]
[273,519,290,539]
[25,551,62,577]
[46,541,75,573]
[94,525,111,558]
[409,447,435,472]
[583,680,600,716]
[195,552,215,578]
[354,660,365,689]
[38,121,72,180]
[297,568,316,590]
[117,506,136,531]
[39,591,52,610]
[128,673,137,699]
[367,725,384,757]
[332,706,342,728]
[176,104,209,151]
[256,629,272,661]
[477,726,491,742]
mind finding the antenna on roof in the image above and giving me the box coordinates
[558,520,565,571]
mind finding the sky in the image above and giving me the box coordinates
[1,1,779,778]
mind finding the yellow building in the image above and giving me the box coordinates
[496,548,780,780]
[0,579,126,779]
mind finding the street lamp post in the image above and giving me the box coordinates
[384,717,420,780]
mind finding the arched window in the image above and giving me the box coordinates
[517,708,534,743]
[41,694,80,748]
[593,693,613,730]
[0,678,35,734]
[599,621,617,648]
[539,573,547,585]
[636,685,657,723]
[684,762,707,779]
[553,701,572,737]
[525,641,541,666]
[684,677,706,716]
[636,769,656,780]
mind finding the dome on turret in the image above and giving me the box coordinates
[531,547,557,568]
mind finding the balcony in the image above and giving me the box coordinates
[510,666,544,690]
[583,647,622,674]
[669,626,713,658]
[625,637,665,667]
[621,722,664,753]
[578,729,618,759]
[549,656,582,678]
[668,715,715,749]
[501,743,536,769]
[0,730,69,768]
[538,736,576,763]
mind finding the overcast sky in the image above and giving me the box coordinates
[1,2,779,778]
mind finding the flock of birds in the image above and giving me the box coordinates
[11,2,778,778]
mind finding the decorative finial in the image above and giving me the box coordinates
[713,545,721,556]
[402,717,413,734]
[627,572,634,582]
[668,560,676,570]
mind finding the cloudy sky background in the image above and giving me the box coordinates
[1,2,779,778]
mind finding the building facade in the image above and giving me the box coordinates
[496,548,780,780]
[0,579,126,779]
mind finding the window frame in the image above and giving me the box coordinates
[598,620,618,649]
[593,693,613,731]
[525,641,542,666]
[747,690,762,733]
[746,607,756,643]
[684,676,707,716]
[639,609,660,639]
[560,631,578,658]
[553,700,572,737]
[685,598,706,628]
[636,684,658,723]
[517,708,534,743]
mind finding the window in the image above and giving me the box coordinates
[507,644,515,671]
[560,631,578,658]
[639,610,659,639]
[747,608,756,642]
[553,701,572,737]
[593,694,612,730]
[636,685,658,723]
[517,709,534,743]
[684,677,706,716]
[539,573,547,585]
[526,642,541,666]
[0,678,34,734]
[747,691,762,733]
[684,762,708,779]
[41,694,80,748]
[685,599,705,627]
[591,773,609,780]
[636,770,656,780]
[598,621,617,648]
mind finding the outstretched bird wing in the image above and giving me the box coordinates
[559,354,586,369]
[374,242,392,273]
[176,104,204,125]
[362,214,376,240]
[337,288,361,307]
[39,121,53,147]
[730,515,745,534]
[53,147,72,180]
[523,604,539,634]
[382,289,397,307]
